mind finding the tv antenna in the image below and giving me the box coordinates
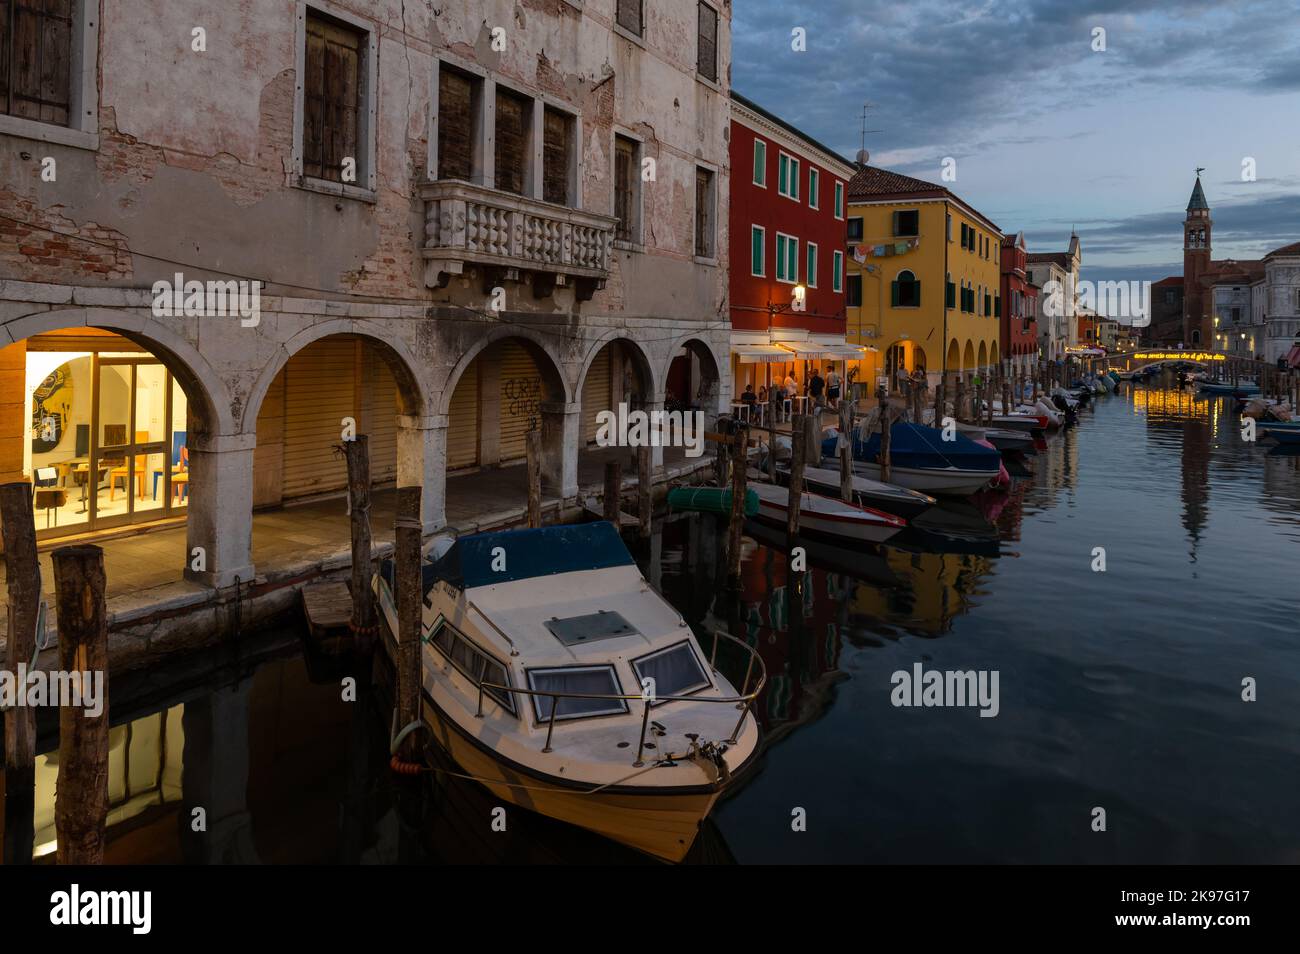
[857,102,881,165]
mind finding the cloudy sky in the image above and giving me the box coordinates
[731,0,1300,288]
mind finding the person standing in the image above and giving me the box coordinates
[896,363,910,398]
[809,367,826,407]
[826,367,842,408]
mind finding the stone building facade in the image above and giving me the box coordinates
[0,0,732,589]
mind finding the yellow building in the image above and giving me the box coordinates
[844,166,1003,393]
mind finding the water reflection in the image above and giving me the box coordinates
[3,377,1298,863]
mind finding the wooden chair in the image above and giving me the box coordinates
[170,446,190,502]
[108,431,150,501]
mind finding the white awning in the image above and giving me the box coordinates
[733,344,792,363]
[775,341,875,359]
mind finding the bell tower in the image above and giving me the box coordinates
[1183,173,1212,346]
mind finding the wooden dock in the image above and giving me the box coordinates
[301,581,354,639]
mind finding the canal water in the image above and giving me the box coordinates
[3,377,1298,864]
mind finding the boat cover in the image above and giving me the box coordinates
[823,422,1001,472]
[410,523,637,591]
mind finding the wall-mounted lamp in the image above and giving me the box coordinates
[791,284,807,312]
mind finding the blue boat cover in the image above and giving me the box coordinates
[428,522,636,590]
[822,422,1001,472]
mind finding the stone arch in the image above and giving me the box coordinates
[245,318,428,431]
[977,341,988,371]
[435,324,570,417]
[665,334,724,414]
[576,331,659,403]
[3,306,230,437]
[990,341,1000,367]
[962,340,976,371]
[946,339,960,373]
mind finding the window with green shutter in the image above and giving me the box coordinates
[787,235,798,281]
[835,182,844,218]
[946,280,955,309]
[806,243,818,287]
[994,296,1001,318]
[808,168,819,208]
[751,226,765,276]
[833,251,843,292]
[778,155,788,195]
[753,139,766,186]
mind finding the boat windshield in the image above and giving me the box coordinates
[527,666,628,722]
[631,641,710,702]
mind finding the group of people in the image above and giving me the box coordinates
[739,366,845,413]
[894,364,928,397]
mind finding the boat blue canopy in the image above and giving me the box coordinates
[427,522,637,590]
[823,422,1001,472]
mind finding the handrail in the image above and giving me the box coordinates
[470,630,766,764]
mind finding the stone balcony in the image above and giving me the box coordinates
[420,179,615,301]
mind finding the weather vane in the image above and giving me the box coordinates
[1196,166,1205,177]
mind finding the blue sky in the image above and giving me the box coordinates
[731,0,1300,287]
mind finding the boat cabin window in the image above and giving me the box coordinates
[526,666,628,723]
[428,619,516,716]
[631,641,711,703]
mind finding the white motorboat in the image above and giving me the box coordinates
[373,523,764,863]
[750,482,907,543]
[790,461,937,518]
[846,458,995,496]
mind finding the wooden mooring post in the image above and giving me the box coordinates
[787,414,806,545]
[1,482,39,865]
[526,430,542,529]
[878,387,893,484]
[51,545,109,865]
[394,486,423,761]
[727,427,747,580]
[343,436,376,639]
[839,401,853,503]
[637,444,652,539]
[603,460,622,526]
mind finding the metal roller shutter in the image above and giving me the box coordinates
[365,350,399,484]
[581,347,612,444]
[282,339,355,499]
[447,359,479,470]
[498,341,542,463]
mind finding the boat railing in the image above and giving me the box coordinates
[474,630,767,767]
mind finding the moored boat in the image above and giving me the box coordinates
[750,482,907,544]
[783,461,937,518]
[825,422,1003,496]
[372,523,764,863]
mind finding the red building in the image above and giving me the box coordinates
[1000,232,1038,371]
[728,92,858,406]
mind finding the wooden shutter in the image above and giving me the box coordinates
[281,339,356,499]
[438,66,473,181]
[498,341,541,463]
[3,0,72,124]
[694,167,712,258]
[447,359,479,471]
[304,14,361,183]
[615,136,635,240]
[581,348,612,445]
[616,0,642,35]
[753,140,765,185]
[542,107,570,205]
[751,227,763,275]
[696,3,717,82]
[494,87,527,195]
[890,281,899,307]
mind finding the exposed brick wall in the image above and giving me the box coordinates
[0,190,132,283]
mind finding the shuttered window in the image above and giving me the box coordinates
[806,243,818,288]
[696,2,717,83]
[694,166,714,259]
[614,135,637,242]
[834,181,844,218]
[437,65,475,182]
[750,226,764,276]
[808,168,819,209]
[303,13,362,183]
[752,139,766,186]
[0,0,72,125]
[494,87,528,196]
[542,106,572,205]
[616,0,643,36]
[776,234,797,283]
[832,251,843,293]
